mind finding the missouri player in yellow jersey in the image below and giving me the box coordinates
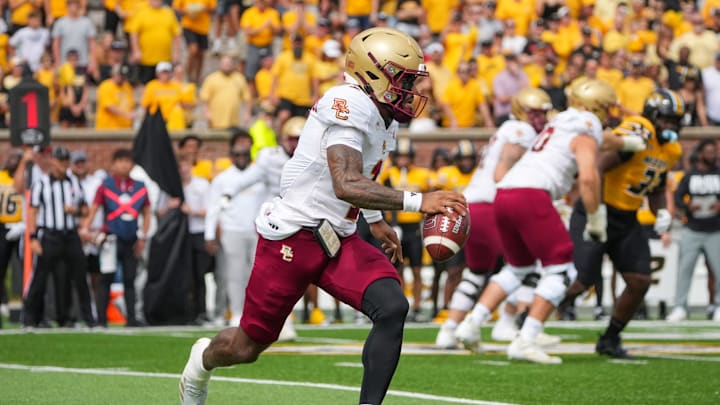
[377,137,432,322]
[0,151,24,317]
[563,89,685,359]
[431,140,477,320]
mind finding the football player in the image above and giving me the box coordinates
[179,28,467,405]
[435,87,554,348]
[431,139,477,321]
[560,89,685,358]
[378,137,432,322]
[454,79,620,364]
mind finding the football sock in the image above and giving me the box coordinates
[470,303,490,326]
[186,338,212,383]
[519,316,543,342]
[603,316,626,339]
[359,278,408,405]
[442,319,458,330]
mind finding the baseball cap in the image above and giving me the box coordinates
[322,40,342,58]
[52,146,71,161]
[424,42,444,55]
[156,61,173,73]
[70,150,87,164]
[111,40,127,50]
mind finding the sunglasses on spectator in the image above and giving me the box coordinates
[231,151,251,157]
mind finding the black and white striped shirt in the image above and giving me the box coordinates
[30,172,86,231]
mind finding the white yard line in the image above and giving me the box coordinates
[0,363,517,405]
[642,354,720,362]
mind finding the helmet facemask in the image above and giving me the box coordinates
[360,55,429,123]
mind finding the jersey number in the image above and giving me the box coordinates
[0,190,20,218]
[531,127,554,152]
[345,160,383,221]
[627,167,660,196]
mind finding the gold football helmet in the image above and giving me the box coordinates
[511,87,553,132]
[281,116,306,138]
[345,27,429,123]
[567,78,617,125]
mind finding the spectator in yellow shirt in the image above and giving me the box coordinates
[312,39,343,99]
[476,39,506,98]
[199,55,252,129]
[424,42,452,106]
[617,58,657,116]
[304,17,333,57]
[254,48,274,103]
[421,0,459,36]
[441,62,494,128]
[9,0,42,33]
[129,0,182,84]
[596,50,624,92]
[339,0,378,30]
[441,13,475,74]
[141,61,188,131]
[668,12,720,69]
[282,0,316,50]
[95,64,136,129]
[240,0,280,83]
[495,0,535,36]
[271,35,316,131]
[173,0,216,84]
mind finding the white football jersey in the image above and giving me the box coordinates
[498,107,603,200]
[256,83,397,239]
[464,120,537,203]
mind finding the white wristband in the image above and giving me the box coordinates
[403,191,423,212]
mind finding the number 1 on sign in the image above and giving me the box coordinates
[21,91,38,128]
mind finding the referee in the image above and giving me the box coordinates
[23,146,95,328]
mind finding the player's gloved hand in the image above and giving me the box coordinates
[654,208,672,234]
[219,194,232,211]
[392,225,403,242]
[584,204,607,243]
[5,223,25,241]
[620,134,647,152]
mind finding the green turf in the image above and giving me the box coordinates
[1,324,719,404]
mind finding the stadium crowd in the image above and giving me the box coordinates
[0,0,719,335]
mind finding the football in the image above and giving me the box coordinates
[422,210,470,262]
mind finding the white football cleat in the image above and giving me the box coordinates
[455,317,482,353]
[435,325,459,349]
[666,307,687,322]
[277,317,297,342]
[713,309,720,322]
[535,332,561,347]
[490,319,518,342]
[507,337,562,364]
[179,338,212,405]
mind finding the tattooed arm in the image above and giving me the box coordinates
[327,144,468,217]
[327,144,404,211]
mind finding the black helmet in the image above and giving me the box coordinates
[642,89,685,143]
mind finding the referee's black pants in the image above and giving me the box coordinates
[23,230,95,327]
[0,225,19,305]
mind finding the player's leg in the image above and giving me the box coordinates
[317,234,404,405]
[667,227,704,321]
[456,192,536,352]
[442,251,465,311]
[700,231,720,320]
[179,232,323,404]
[403,223,426,321]
[222,231,256,325]
[599,216,652,358]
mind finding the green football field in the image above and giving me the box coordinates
[1,321,719,404]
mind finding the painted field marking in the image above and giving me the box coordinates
[608,359,648,365]
[642,354,720,362]
[0,363,517,405]
[334,362,364,368]
[476,360,511,366]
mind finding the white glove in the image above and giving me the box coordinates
[584,204,607,243]
[620,135,647,152]
[392,225,403,241]
[219,194,232,211]
[5,223,25,241]
[654,208,672,234]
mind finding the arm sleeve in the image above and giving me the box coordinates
[30,180,42,208]
[325,125,364,152]
[92,183,106,205]
[204,178,222,240]
[223,161,267,197]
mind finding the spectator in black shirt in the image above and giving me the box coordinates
[665,46,703,90]
[667,140,720,322]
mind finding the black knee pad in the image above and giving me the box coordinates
[362,278,408,324]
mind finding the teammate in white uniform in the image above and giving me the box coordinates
[179,28,466,405]
[435,87,553,348]
[455,79,618,364]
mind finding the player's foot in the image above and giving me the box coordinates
[455,317,482,353]
[277,317,297,342]
[434,325,459,349]
[179,338,212,405]
[491,319,518,342]
[535,332,561,347]
[432,309,449,324]
[595,334,633,359]
[407,310,429,323]
[507,337,562,364]
[309,308,326,325]
[594,307,609,321]
[713,308,720,322]
[707,305,716,320]
[666,307,687,322]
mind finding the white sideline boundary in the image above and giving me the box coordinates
[0,363,516,405]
